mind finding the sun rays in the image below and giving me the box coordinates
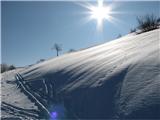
[78,0,119,31]
[89,0,112,29]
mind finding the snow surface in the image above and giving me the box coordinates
[1,69,38,119]
[1,29,160,119]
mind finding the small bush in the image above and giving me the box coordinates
[130,28,136,33]
[137,14,159,33]
[1,64,16,73]
[36,59,45,64]
[68,49,76,53]
[117,34,122,38]
[8,65,16,70]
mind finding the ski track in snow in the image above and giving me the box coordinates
[1,69,39,119]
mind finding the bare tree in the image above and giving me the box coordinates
[51,43,62,56]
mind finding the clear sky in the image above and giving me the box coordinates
[1,1,160,67]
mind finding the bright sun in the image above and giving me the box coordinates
[88,0,112,30]
[78,0,116,31]
[90,0,111,25]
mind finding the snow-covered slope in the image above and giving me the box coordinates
[1,69,39,119]
[2,29,160,119]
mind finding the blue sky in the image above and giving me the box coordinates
[2,1,160,67]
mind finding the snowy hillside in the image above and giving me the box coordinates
[1,29,160,119]
[1,69,39,119]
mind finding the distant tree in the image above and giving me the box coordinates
[1,64,16,73]
[51,43,62,56]
[136,14,159,33]
[117,34,122,38]
[68,49,76,53]
[36,59,45,64]
[8,65,16,70]
[130,28,136,33]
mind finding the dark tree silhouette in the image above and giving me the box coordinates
[137,14,159,33]
[117,34,122,38]
[8,65,16,70]
[51,43,62,56]
[68,49,76,53]
[36,59,45,64]
[1,63,16,73]
[130,28,136,33]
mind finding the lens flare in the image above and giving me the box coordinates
[49,104,66,120]
[51,111,58,119]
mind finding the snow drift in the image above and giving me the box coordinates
[2,29,160,119]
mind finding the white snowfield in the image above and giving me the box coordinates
[2,29,160,119]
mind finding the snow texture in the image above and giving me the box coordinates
[1,69,39,119]
[1,29,160,119]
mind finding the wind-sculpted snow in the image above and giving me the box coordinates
[2,29,160,119]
